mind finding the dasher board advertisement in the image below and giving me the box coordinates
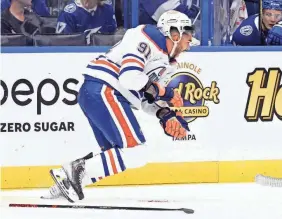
[1,52,282,167]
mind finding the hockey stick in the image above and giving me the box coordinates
[193,9,201,25]
[255,174,282,187]
[9,203,194,214]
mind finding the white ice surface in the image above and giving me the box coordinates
[1,183,282,219]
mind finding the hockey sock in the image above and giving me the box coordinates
[82,147,126,186]
[82,146,149,187]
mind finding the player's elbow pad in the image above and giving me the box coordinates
[119,71,149,91]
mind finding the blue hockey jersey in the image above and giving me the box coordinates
[1,0,50,16]
[232,14,268,46]
[139,0,200,25]
[56,0,117,34]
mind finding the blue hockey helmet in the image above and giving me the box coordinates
[263,0,282,11]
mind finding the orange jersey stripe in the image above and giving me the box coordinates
[107,150,118,174]
[92,60,120,73]
[121,58,145,69]
[104,87,138,147]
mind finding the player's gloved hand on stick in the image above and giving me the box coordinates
[266,21,282,45]
[144,82,183,107]
[156,107,189,138]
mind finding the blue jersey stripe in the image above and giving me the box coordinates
[107,59,121,68]
[115,148,126,171]
[123,53,145,63]
[130,90,144,99]
[120,66,143,75]
[97,55,121,68]
[142,25,168,54]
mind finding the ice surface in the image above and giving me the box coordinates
[1,183,282,219]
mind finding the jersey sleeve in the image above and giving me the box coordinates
[1,0,10,12]
[56,10,76,34]
[115,27,152,91]
[119,53,148,91]
[174,3,200,19]
[98,4,117,34]
[148,0,181,22]
[141,0,199,22]
[32,0,50,16]
[232,25,253,45]
[231,16,261,46]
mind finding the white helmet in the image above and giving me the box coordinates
[157,10,194,56]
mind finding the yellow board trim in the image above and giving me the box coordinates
[1,160,282,189]
[218,160,282,182]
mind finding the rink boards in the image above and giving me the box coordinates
[1,47,282,189]
[2,160,282,189]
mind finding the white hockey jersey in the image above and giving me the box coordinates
[84,24,176,114]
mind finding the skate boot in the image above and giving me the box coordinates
[62,158,86,200]
[50,158,86,203]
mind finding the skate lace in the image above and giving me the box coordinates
[73,159,86,187]
[77,168,85,185]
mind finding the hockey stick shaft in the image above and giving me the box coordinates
[9,203,194,214]
[193,9,201,25]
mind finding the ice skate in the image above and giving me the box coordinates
[49,158,86,203]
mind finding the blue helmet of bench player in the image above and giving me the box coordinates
[263,0,282,11]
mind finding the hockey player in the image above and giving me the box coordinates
[232,0,282,46]
[56,0,117,34]
[266,20,282,44]
[139,0,200,25]
[45,10,194,203]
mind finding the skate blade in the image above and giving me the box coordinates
[40,195,63,200]
[49,168,79,203]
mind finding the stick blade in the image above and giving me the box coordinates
[255,174,282,187]
[181,208,194,214]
